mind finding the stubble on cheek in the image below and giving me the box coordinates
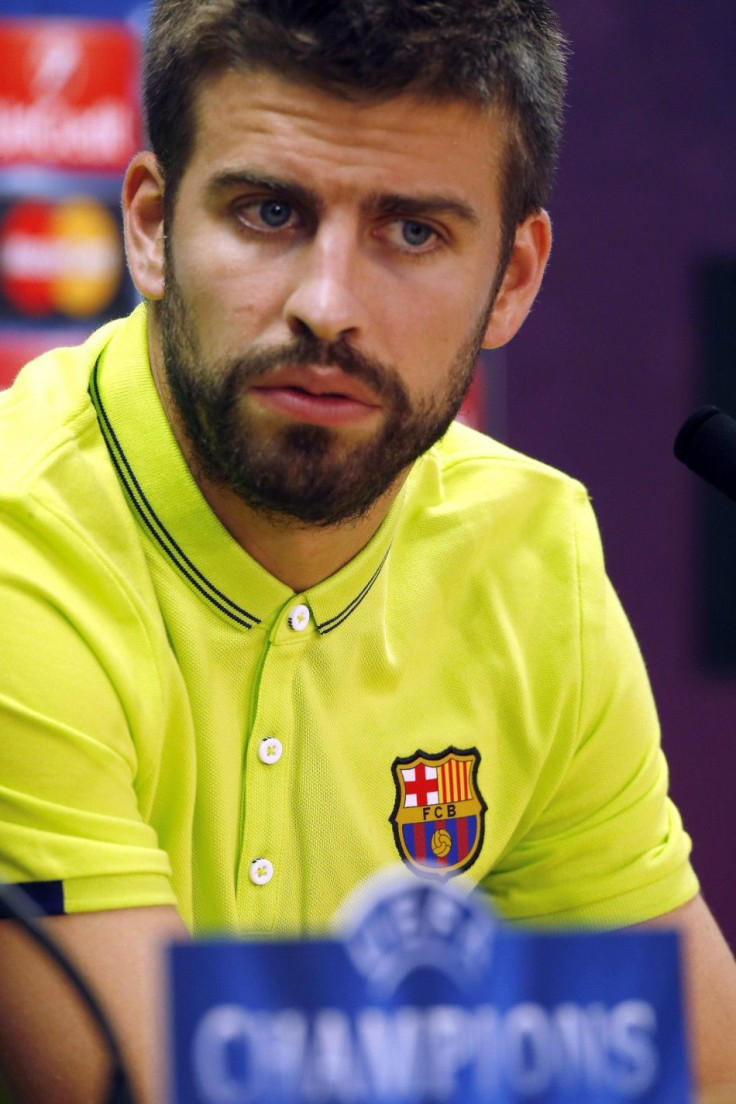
[157,246,489,524]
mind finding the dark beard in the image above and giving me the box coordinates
[159,266,489,527]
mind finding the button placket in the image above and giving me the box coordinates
[237,640,301,925]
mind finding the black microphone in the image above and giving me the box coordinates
[674,406,736,503]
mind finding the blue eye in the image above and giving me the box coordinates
[402,221,433,247]
[260,200,292,228]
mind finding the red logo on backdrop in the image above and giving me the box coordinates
[0,20,141,171]
[0,197,123,318]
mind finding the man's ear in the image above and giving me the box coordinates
[481,209,552,349]
[122,151,166,302]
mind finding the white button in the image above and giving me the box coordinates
[288,603,310,631]
[249,858,273,886]
[258,737,283,765]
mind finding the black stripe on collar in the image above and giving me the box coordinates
[89,358,261,630]
[316,546,390,634]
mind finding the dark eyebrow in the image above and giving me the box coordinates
[204,170,479,226]
[204,170,320,213]
[368,192,480,226]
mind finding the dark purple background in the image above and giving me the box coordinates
[505,1,736,942]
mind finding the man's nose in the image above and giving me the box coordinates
[284,220,368,343]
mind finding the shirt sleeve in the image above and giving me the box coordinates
[481,485,699,927]
[0,494,178,918]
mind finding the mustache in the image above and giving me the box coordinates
[220,333,401,400]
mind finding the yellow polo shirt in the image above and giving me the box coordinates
[0,305,698,933]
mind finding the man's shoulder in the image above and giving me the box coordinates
[394,422,600,596]
[0,317,125,496]
[0,313,153,592]
[419,419,590,514]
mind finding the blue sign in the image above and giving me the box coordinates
[167,875,692,1103]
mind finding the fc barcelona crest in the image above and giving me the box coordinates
[389,747,487,878]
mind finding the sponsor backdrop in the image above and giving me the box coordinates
[0,4,146,384]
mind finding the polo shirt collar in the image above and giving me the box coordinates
[90,305,408,634]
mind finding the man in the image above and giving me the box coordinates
[0,1,734,1100]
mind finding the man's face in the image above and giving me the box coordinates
[157,70,509,525]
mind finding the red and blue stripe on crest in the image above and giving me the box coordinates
[401,815,477,869]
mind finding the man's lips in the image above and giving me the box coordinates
[250,365,380,404]
[248,365,382,426]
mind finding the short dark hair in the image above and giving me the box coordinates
[144,0,567,262]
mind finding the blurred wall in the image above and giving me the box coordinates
[506,1,736,942]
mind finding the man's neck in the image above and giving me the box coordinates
[191,475,404,592]
[147,321,405,591]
